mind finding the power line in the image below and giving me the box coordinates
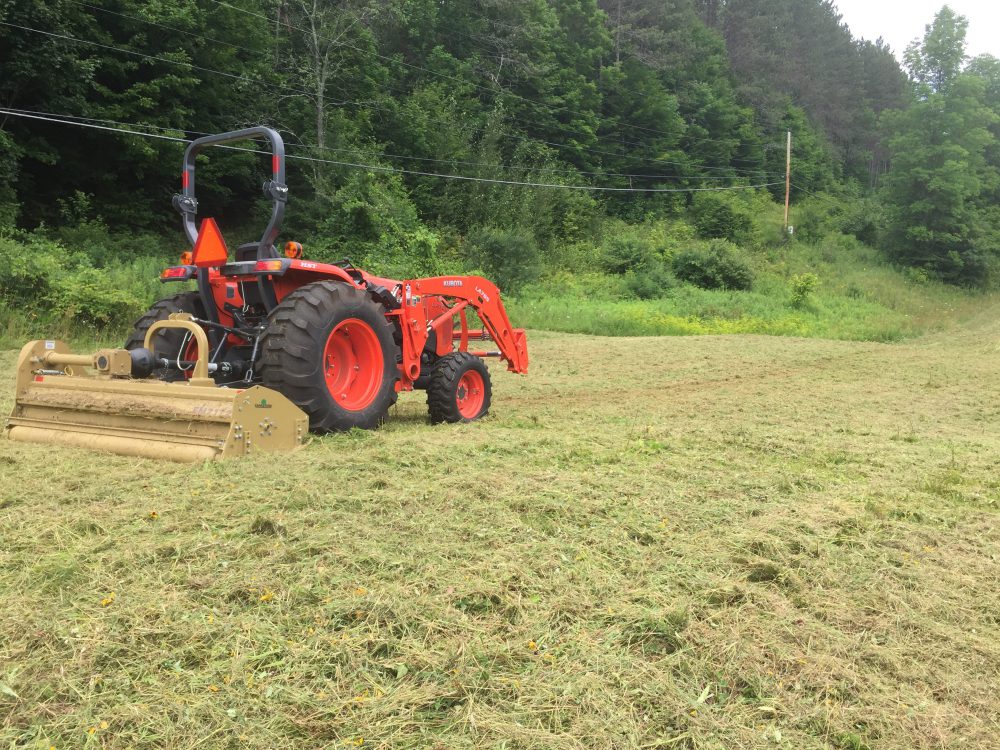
[791,182,839,200]
[0,108,219,139]
[281,141,756,181]
[2,107,780,183]
[0,109,783,193]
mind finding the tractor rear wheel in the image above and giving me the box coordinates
[258,282,399,433]
[426,352,492,424]
[124,291,206,381]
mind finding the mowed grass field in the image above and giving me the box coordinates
[1,311,999,750]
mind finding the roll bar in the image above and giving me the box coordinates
[172,126,287,260]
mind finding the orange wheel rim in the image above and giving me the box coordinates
[455,369,485,419]
[180,336,200,380]
[323,318,383,411]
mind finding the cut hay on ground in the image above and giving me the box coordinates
[1,315,999,749]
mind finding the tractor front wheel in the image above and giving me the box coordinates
[427,352,492,424]
[258,282,399,433]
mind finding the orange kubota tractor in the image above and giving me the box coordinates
[6,127,528,461]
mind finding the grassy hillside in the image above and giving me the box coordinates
[2,308,999,748]
[3,221,994,351]
[510,233,993,342]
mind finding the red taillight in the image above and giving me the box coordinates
[160,267,191,279]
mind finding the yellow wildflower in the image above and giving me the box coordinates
[259,590,274,603]
[100,592,116,607]
[208,684,220,693]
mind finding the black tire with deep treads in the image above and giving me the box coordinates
[124,291,206,381]
[426,351,492,424]
[257,281,399,433]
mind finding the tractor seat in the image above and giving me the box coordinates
[236,242,278,262]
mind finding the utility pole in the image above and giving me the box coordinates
[783,130,792,232]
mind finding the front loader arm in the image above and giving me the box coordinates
[397,276,528,384]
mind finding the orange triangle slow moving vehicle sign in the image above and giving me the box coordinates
[192,217,229,267]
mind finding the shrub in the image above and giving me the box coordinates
[839,197,881,246]
[600,235,658,275]
[690,193,753,244]
[0,234,65,307]
[624,259,677,300]
[359,227,449,280]
[901,267,929,285]
[789,273,820,308]
[793,198,841,244]
[49,267,146,328]
[672,240,754,291]
[464,226,541,293]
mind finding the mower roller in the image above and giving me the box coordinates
[6,126,528,461]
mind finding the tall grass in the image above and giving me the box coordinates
[0,221,991,348]
[509,233,992,342]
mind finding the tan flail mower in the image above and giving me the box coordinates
[6,316,308,462]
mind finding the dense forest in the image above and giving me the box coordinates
[0,0,998,311]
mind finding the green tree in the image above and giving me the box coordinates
[858,38,913,188]
[0,0,275,233]
[903,5,968,93]
[882,78,996,284]
[966,55,1000,271]
[882,7,997,285]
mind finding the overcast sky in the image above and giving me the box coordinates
[833,0,999,61]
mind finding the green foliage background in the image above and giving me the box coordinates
[0,0,998,329]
